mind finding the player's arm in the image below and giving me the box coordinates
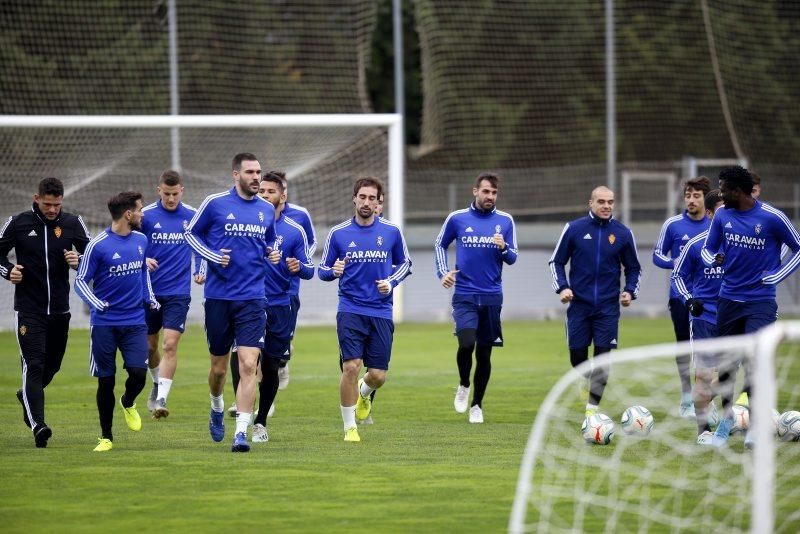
[286,226,315,280]
[142,261,159,309]
[299,209,318,257]
[652,220,674,269]
[670,241,695,302]
[548,222,572,295]
[0,215,18,281]
[74,240,108,311]
[434,214,457,279]
[499,215,518,265]
[317,229,341,282]
[184,200,227,264]
[761,216,800,285]
[387,228,412,288]
[621,229,642,300]
[701,216,723,267]
[65,215,91,270]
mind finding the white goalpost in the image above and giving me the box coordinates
[509,321,800,533]
[0,113,406,326]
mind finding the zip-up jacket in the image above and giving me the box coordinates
[549,211,642,306]
[0,202,91,314]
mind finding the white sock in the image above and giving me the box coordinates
[359,379,375,398]
[149,365,160,383]
[586,403,599,412]
[236,413,251,435]
[341,405,356,430]
[157,378,173,401]
[210,393,224,412]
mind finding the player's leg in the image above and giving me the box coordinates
[741,300,778,449]
[469,301,502,423]
[152,295,190,418]
[118,324,149,433]
[566,301,592,414]
[17,312,50,446]
[452,295,479,413]
[42,312,69,388]
[228,347,240,417]
[90,325,117,451]
[587,307,618,414]
[669,298,694,417]
[358,317,393,423]
[338,312,367,441]
[712,298,747,446]
[691,318,718,442]
[230,299,267,452]
[205,299,233,442]
[145,298,164,411]
[278,294,301,390]
[252,304,293,442]
[253,357,279,443]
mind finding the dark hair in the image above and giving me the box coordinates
[38,177,64,197]
[108,191,143,220]
[750,171,761,186]
[353,177,383,198]
[718,166,753,195]
[684,176,710,196]
[704,188,723,211]
[475,172,500,189]
[261,172,285,193]
[269,170,288,189]
[159,169,182,187]
[232,152,258,171]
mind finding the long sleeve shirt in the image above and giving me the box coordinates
[264,213,315,306]
[652,211,710,299]
[671,230,723,324]
[282,202,317,298]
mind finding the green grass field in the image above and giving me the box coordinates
[0,318,796,532]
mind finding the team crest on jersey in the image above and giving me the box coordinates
[495,224,501,234]
[138,245,143,255]
[183,220,189,230]
[258,211,264,223]
[377,235,383,246]
[755,224,761,235]
[19,325,26,336]
[275,235,284,248]
[54,226,62,238]
[608,234,616,245]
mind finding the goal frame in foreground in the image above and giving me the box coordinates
[508,320,800,534]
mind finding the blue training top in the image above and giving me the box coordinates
[652,211,710,299]
[671,230,723,324]
[264,213,315,306]
[283,202,316,298]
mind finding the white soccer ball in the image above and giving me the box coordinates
[582,413,615,445]
[731,405,749,434]
[620,405,654,436]
[776,411,800,442]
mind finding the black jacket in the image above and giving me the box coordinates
[0,203,91,314]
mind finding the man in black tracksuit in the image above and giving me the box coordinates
[0,177,90,447]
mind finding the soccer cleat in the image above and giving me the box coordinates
[16,389,30,428]
[268,403,275,418]
[697,430,714,446]
[278,363,289,390]
[712,417,734,447]
[93,438,113,452]
[469,405,484,424]
[454,385,470,414]
[355,379,372,421]
[252,423,269,443]
[231,431,250,452]
[735,392,749,408]
[147,383,158,411]
[209,409,225,442]
[679,401,696,419]
[359,415,374,425]
[227,403,238,418]
[152,398,169,419]
[119,397,142,431]
[344,426,361,442]
[34,425,52,448]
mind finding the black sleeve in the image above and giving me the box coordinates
[0,215,17,280]
[72,214,91,254]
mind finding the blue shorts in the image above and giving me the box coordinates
[565,300,620,350]
[668,298,690,342]
[337,312,394,371]
[263,304,293,361]
[690,318,718,369]
[452,293,504,347]
[289,294,301,339]
[716,298,778,338]
[89,324,148,378]
[204,298,266,356]
[145,295,191,335]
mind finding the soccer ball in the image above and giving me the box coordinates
[620,405,654,436]
[582,413,615,445]
[776,411,800,442]
[731,405,749,434]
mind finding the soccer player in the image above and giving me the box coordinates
[250,173,314,443]
[434,172,518,424]
[0,177,90,448]
[700,166,800,448]
[141,170,206,418]
[75,191,159,452]
[318,177,411,442]
[671,189,725,444]
[549,186,642,419]
[185,152,276,452]
[652,176,711,418]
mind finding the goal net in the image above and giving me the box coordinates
[510,321,800,533]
